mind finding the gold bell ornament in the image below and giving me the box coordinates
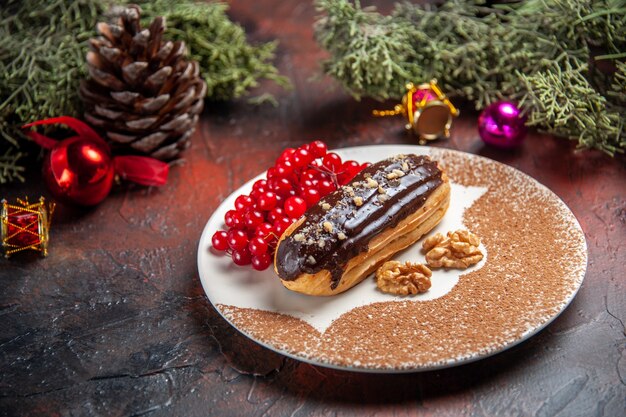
[373,79,459,144]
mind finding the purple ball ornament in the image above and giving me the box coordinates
[478,101,527,148]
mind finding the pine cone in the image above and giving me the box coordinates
[80,6,206,160]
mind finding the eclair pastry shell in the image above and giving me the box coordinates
[275,171,450,296]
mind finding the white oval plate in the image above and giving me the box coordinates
[197,145,587,373]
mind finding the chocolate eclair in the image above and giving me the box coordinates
[274,154,450,296]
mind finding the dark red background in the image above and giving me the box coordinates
[1,1,625,415]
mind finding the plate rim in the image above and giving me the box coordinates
[196,144,588,373]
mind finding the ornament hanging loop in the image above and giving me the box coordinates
[372,79,459,145]
[372,105,404,117]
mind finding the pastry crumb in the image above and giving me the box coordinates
[365,177,378,188]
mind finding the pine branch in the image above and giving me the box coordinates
[0,0,290,183]
[0,148,26,184]
[519,60,624,155]
[315,0,420,99]
[0,0,106,163]
[315,0,626,155]
[608,61,626,105]
[129,0,291,101]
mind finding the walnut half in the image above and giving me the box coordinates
[423,230,483,269]
[376,261,432,296]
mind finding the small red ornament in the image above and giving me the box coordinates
[23,117,169,206]
[43,135,115,206]
[1,197,54,257]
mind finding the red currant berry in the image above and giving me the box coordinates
[249,189,262,202]
[322,152,342,173]
[267,207,285,224]
[224,210,244,229]
[300,178,315,190]
[276,148,296,165]
[251,253,272,271]
[275,160,294,179]
[360,162,371,170]
[244,210,264,230]
[269,177,293,196]
[254,222,274,237]
[255,224,278,248]
[257,191,277,211]
[232,248,252,266]
[227,229,248,251]
[274,156,286,166]
[292,148,312,169]
[273,216,293,236]
[284,196,307,218]
[248,236,268,257]
[317,179,336,196]
[302,188,321,207]
[337,175,349,186]
[266,167,277,179]
[266,235,278,249]
[309,140,327,158]
[301,169,317,182]
[252,179,267,193]
[234,195,254,212]
[254,224,276,247]
[211,230,229,251]
[342,160,360,176]
[317,171,330,181]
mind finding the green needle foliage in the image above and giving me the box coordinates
[0,0,107,185]
[0,149,25,184]
[316,0,626,155]
[134,1,290,103]
[0,0,288,183]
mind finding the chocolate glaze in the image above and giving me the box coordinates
[275,154,444,289]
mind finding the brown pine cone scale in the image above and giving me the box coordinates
[80,6,206,160]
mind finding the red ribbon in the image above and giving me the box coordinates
[113,156,168,186]
[23,116,169,186]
